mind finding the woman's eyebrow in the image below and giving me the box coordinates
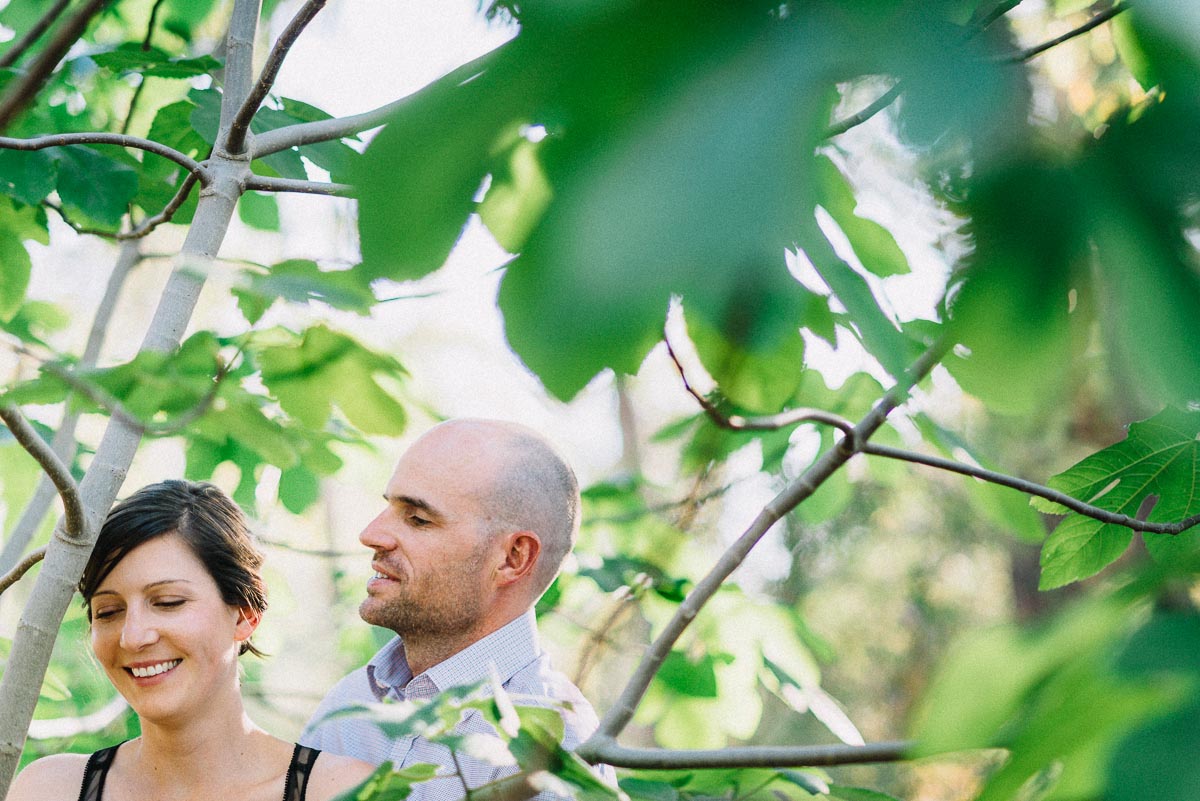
[92,579,194,597]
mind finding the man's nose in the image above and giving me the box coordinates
[120,606,160,651]
[359,510,395,550]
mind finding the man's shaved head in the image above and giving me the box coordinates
[430,419,579,598]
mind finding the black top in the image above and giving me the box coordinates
[77,742,322,801]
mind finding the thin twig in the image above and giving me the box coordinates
[573,580,648,687]
[243,175,351,195]
[974,0,1025,31]
[224,0,329,155]
[0,406,84,539]
[43,201,121,240]
[123,172,202,239]
[450,750,474,801]
[0,0,73,69]
[580,739,909,769]
[861,442,1200,536]
[664,334,858,444]
[1004,2,1129,62]
[142,0,169,50]
[119,77,149,136]
[579,337,950,754]
[825,81,903,139]
[0,133,211,181]
[0,546,47,597]
[0,0,114,132]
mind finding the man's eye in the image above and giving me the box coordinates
[408,515,431,527]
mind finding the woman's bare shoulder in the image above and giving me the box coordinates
[7,753,91,801]
[307,752,378,801]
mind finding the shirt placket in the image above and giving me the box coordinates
[391,674,440,767]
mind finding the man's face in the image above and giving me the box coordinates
[358,425,500,639]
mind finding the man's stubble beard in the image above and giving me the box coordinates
[359,540,491,639]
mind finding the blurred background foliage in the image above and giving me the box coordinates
[2,0,1199,800]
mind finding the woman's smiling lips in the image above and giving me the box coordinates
[126,659,182,679]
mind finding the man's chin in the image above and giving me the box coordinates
[359,597,407,631]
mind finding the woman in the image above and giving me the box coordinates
[8,480,376,801]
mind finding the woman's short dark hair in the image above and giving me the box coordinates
[79,480,268,657]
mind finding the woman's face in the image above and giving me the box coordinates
[88,534,256,725]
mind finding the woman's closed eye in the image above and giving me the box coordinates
[92,606,123,620]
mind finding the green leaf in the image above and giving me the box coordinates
[0,225,32,322]
[655,650,731,699]
[945,161,1085,416]
[828,786,903,801]
[278,465,320,514]
[257,325,408,435]
[0,149,57,205]
[238,191,280,231]
[356,46,515,281]
[813,155,910,278]
[232,260,376,324]
[1036,408,1200,589]
[52,146,139,228]
[795,220,912,380]
[1108,613,1200,801]
[89,44,220,79]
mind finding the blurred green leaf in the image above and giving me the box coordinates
[257,324,407,435]
[238,191,280,231]
[233,260,376,324]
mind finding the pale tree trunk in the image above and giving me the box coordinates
[0,1,263,793]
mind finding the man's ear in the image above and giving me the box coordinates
[234,606,261,643]
[496,530,540,587]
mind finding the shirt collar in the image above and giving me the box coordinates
[365,610,541,698]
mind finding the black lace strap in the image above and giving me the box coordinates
[282,744,321,801]
[77,743,123,801]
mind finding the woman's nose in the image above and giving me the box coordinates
[119,607,160,650]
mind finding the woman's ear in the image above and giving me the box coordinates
[233,606,261,644]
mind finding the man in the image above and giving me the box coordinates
[301,418,604,798]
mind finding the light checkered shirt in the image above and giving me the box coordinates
[300,611,610,800]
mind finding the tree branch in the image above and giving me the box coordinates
[250,45,500,159]
[0,547,46,597]
[1004,2,1129,62]
[0,406,84,540]
[0,242,140,576]
[664,334,858,443]
[0,0,73,69]
[0,132,211,180]
[580,738,909,769]
[583,337,950,748]
[225,0,328,155]
[0,0,114,132]
[242,175,351,195]
[860,442,1200,536]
